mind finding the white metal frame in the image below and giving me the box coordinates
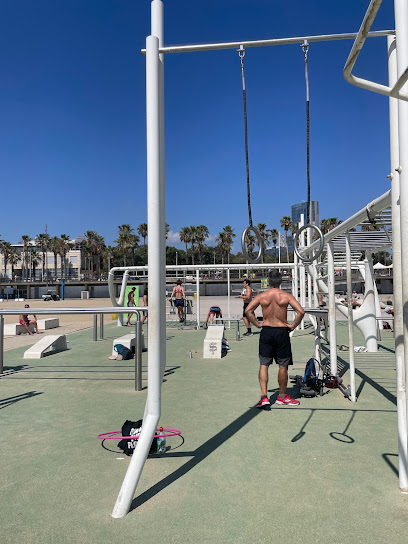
[343,0,408,100]
[111,0,408,517]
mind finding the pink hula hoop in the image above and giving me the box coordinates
[97,427,181,440]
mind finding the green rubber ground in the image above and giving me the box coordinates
[0,322,407,543]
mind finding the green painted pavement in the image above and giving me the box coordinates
[0,322,407,543]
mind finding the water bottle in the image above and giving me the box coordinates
[157,427,166,454]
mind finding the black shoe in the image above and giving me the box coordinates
[245,332,253,337]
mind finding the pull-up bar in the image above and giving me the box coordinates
[141,29,394,55]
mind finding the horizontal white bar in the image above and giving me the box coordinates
[0,307,147,316]
[141,30,394,55]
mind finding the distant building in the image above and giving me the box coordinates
[291,201,319,226]
[266,200,320,256]
[0,239,84,280]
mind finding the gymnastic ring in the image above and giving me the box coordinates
[241,226,262,264]
[293,224,324,264]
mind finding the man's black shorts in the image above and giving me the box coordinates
[259,326,293,367]
[243,302,249,318]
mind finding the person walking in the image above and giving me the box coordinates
[126,287,137,326]
[245,270,305,407]
[238,279,253,336]
[141,287,148,325]
[171,279,185,322]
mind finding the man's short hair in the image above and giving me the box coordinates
[268,270,282,288]
[244,279,251,285]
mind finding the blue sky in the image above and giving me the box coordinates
[0,1,395,251]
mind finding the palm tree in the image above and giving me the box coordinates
[36,233,50,281]
[31,250,42,280]
[137,223,148,257]
[20,235,31,281]
[196,225,209,264]
[216,226,236,264]
[256,223,270,262]
[1,242,12,277]
[361,223,380,232]
[114,224,136,266]
[280,216,292,262]
[84,231,105,276]
[179,227,192,264]
[222,225,235,264]
[104,245,115,273]
[60,234,71,279]
[244,232,256,255]
[48,236,61,279]
[268,228,279,256]
[216,231,228,264]
[328,217,342,230]
[9,248,20,279]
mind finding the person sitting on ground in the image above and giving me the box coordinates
[19,304,39,335]
[171,279,185,322]
[341,297,362,308]
[352,290,359,301]
[204,305,222,327]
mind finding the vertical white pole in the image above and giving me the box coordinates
[152,0,166,378]
[327,242,338,376]
[196,269,200,329]
[345,231,356,402]
[278,232,281,264]
[227,268,231,321]
[112,1,164,518]
[307,227,313,307]
[293,252,299,304]
[299,215,305,329]
[388,33,408,491]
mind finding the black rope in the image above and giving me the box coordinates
[238,46,253,227]
[302,41,311,224]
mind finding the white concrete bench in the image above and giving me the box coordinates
[4,323,35,335]
[111,332,146,357]
[23,335,68,359]
[203,325,225,359]
[37,318,59,330]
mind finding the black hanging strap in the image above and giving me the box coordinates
[238,45,253,227]
[302,40,311,224]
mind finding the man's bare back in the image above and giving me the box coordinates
[245,287,305,331]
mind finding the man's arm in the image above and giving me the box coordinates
[245,296,262,328]
[287,295,305,331]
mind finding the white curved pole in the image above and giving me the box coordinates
[112,4,164,516]
[388,34,408,492]
[345,231,356,402]
[327,242,337,376]
[393,0,408,493]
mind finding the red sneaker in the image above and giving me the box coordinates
[256,396,271,408]
[275,394,300,406]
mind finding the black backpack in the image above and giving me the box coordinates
[117,419,158,456]
[114,343,133,360]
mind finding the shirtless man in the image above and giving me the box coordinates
[245,270,305,407]
[19,304,39,335]
[238,279,253,336]
[171,279,185,322]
